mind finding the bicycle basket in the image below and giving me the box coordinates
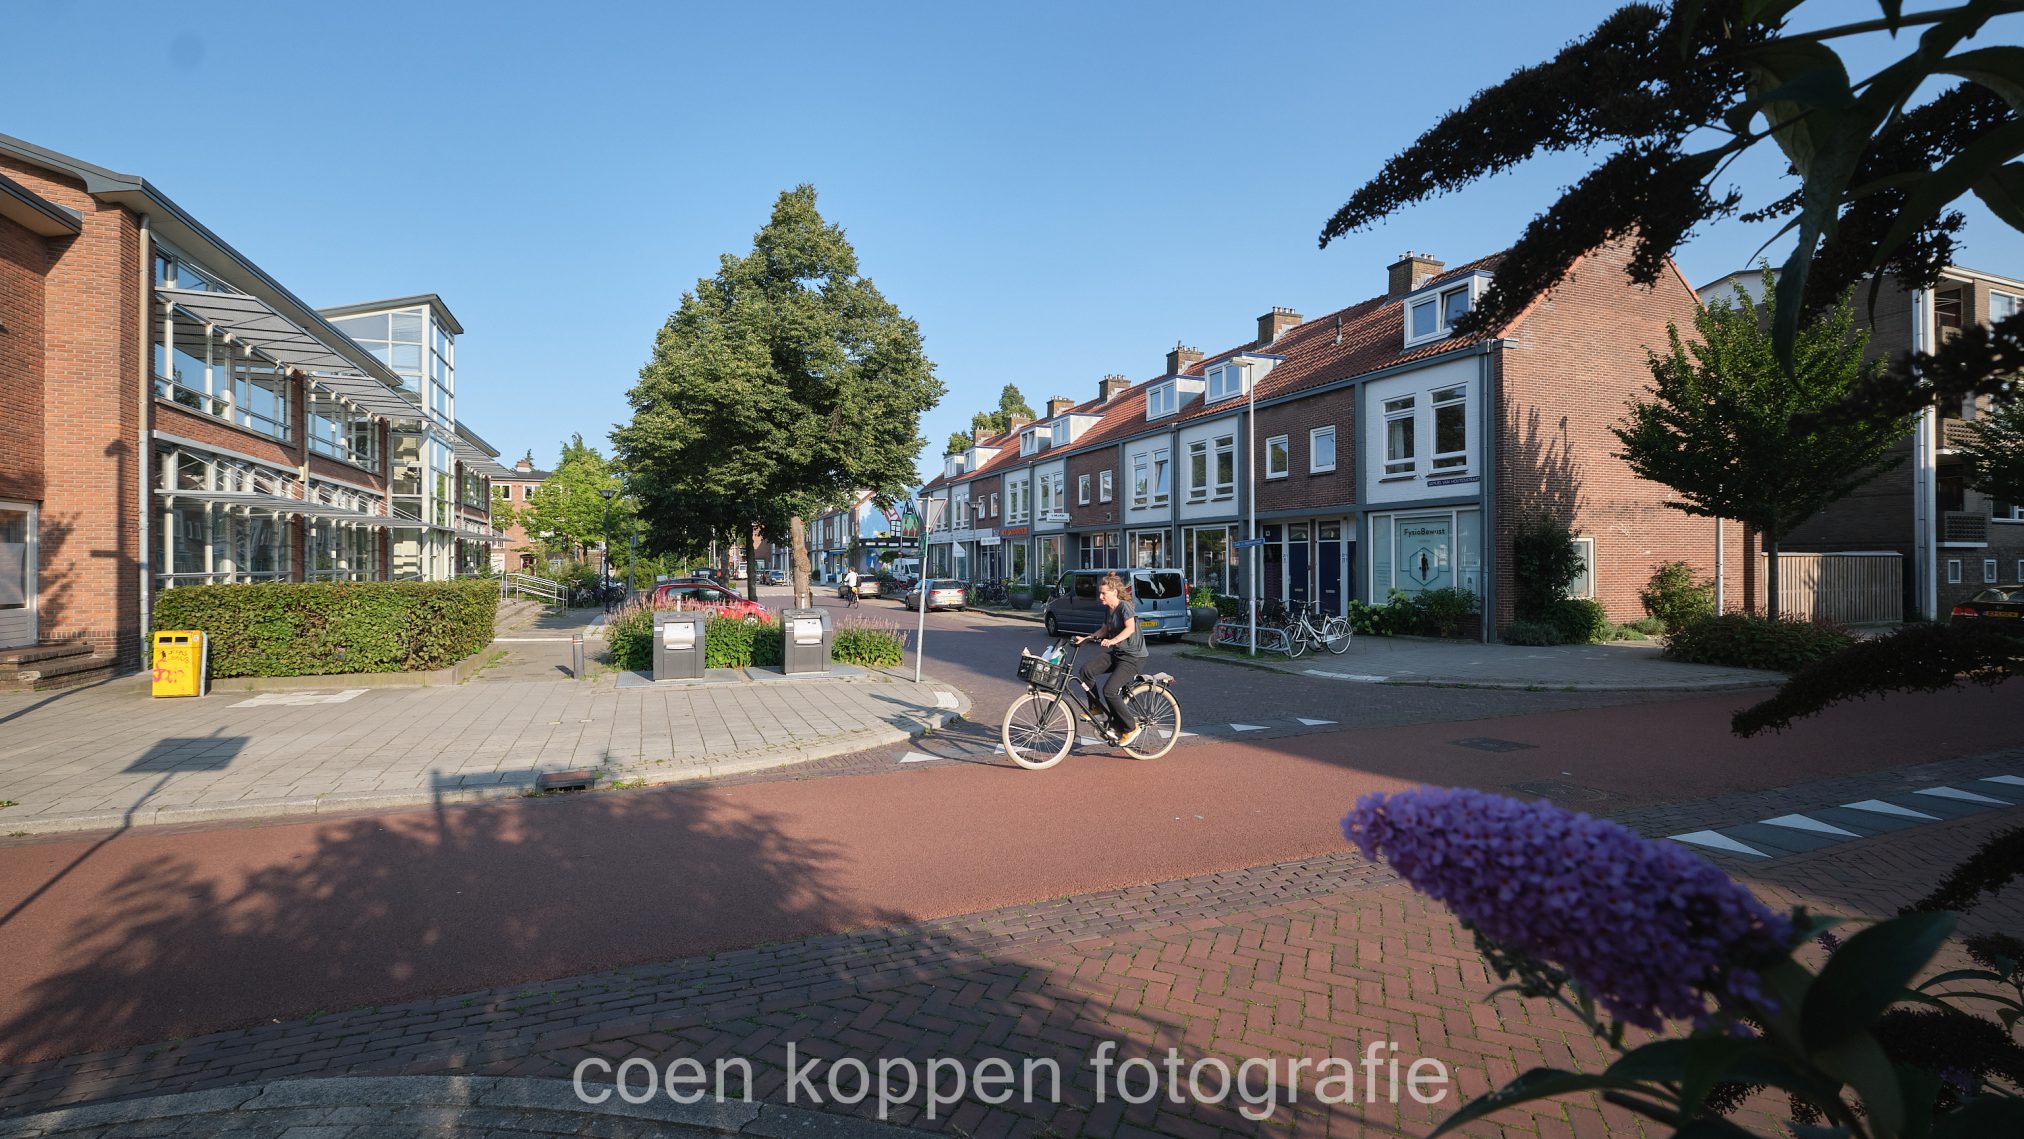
[1016,654,1072,692]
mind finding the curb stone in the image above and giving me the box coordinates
[0,1075,932,1137]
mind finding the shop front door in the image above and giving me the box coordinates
[0,502,37,649]
[1318,523,1344,615]
[1287,524,1311,606]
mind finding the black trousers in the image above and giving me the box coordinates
[1079,650,1146,729]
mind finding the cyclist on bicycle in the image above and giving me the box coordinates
[1074,571,1148,748]
[842,566,861,608]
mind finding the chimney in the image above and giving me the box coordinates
[1047,396,1076,417]
[1257,306,1302,345]
[1387,252,1445,301]
[514,456,534,474]
[1006,414,1033,434]
[1098,373,1130,403]
[1165,343,1203,376]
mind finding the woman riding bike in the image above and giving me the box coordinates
[1075,572,1148,748]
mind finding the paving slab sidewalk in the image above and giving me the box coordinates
[0,668,968,837]
[1181,633,1781,689]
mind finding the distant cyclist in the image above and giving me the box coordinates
[842,566,861,608]
[1075,571,1147,748]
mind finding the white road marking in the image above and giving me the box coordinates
[1229,724,1266,732]
[897,753,939,764]
[1669,831,1768,858]
[1843,799,1939,820]
[1295,717,1337,726]
[231,689,368,708]
[1761,813,1860,838]
[1916,786,2010,805]
[1303,669,1390,682]
[1983,775,2024,787]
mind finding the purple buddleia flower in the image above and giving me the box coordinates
[1343,787,1793,1031]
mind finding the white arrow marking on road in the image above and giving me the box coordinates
[1916,786,2010,805]
[231,689,368,708]
[897,753,939,764]
[1230,724,1266,732]
[1668,831,1768,858]
[1295,718,1336,726]
[1843,799,1939,820]
[1982,775,2024,786]
[1761,813,1860,838]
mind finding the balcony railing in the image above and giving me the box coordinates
[1941,510,1989,545]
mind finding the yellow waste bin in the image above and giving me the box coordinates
[151,630,208,697]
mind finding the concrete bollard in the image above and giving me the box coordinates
[571,633,585,680]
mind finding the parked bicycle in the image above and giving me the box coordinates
[1283,600,1353,657]
[971,578,1010,606]
[1002,637,1181,769]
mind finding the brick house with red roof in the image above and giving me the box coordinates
[920,243,1749,639]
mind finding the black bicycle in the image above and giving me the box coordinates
[1002,637,1181,769]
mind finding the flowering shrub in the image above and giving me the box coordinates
[1344,788,2024,1137]
[1343,788,1790,1030]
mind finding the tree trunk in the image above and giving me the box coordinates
[1764,531,1781,623]
[743,530,759,601]
[789,516,810,610]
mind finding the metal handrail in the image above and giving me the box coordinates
[502,571,565,606]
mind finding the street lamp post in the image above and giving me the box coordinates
[599,487,616,604]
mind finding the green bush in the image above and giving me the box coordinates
[1664,613,1856,672]
[833,621,904,667]
[1612,624,1650,642]
[1413,587,1481,637]
[152,579,498,678]
[1187,585,1216,608]
[1639,561,1716,635]
[1627,616,1668,637]
[604,601,658,671]
[1348,593,1411,636]
[1212,593,1244,619]
[1503,619,1565,646]
[1546,597,1609,644]
[702,616,782,669]
[1511,512,1583,620]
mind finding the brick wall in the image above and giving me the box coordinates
[0,213,48,504]
[1065,448,1118,528]
[1495,241,1754,631]
[2,155,144,667]
[963,473,1001,528]
[1254,392,1354,513]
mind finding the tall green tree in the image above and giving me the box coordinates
[1960,394,2024,508]
[617,186,943,606]
[520,434,630,565]
[1613,271,1910,619]
[945,430,973,457]
[1318,0,2023,418]
[489,485,517,534]
[949,384,1035,453]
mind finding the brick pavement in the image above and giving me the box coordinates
[3,756,2018,1138]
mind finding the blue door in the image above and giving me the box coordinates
[1287,524,1311,606]
[1260,525,1283,602]
[1318,522,1343,614]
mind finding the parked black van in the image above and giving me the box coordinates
[1041,568,1190,641]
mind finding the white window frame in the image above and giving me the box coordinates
[1207,362,1244,404]
[1214,434,1235,499]
[1985,558,1999,584]
[1265,435,1289,480]
[1078,473,1091,505]
[1099,469,1113,503]
[1403,275,1485,349]
[1187,440,1209,503]
[1383,396,1417,477]
[1431,384,1469,472]
[1036,477,1052,518]
[1132,452,1150,508]
[1946,559,1962,584]
[1020,431,1038,457]
[1150,447,1170,507]
[1310,425,1337,474]
[989,492,999,517]
[1147,382,1176,420]
[1568,536,1596,600]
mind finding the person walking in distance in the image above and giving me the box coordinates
[1075,572,1148,748]
[842,566,861,609]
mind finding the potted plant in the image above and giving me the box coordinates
[1008,578,1034,610]
[1189,585,1221,633]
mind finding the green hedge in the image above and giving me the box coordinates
[1664,612,1856,672]
[151,579,498,678]
[833,622,904,667]
[606,603,904,671]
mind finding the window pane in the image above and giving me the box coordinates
[1268,438,1288,474]
[1387,416,1414,462]
[391,312,425,342]
[1443,288,1469,325]
[1436,402,1466,455]
[1410,300,1437,338]
[334,314,389,341]
[1313,428,1335,469]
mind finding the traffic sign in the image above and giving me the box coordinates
[1232,537,1271,550]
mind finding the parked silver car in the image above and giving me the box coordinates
[903,580,968,611]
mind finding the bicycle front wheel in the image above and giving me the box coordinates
[1324,617,1354,655]
[1285,624,1309,658]
[1001,691,1075,770]
[1121,685,1181,760]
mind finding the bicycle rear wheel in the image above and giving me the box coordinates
[1001,691,1075,770]
[1121,685,1181,760]
[1285,623,1309,658]
[1324,616,1354,654]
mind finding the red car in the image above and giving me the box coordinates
[650,579,770,622]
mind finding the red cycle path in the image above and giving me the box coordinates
[0,684,2015,1063]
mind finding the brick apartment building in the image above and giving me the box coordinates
[494,453,552,574]
[0,132,511,685]
[921,243,1752,641]
[1701,265,2024,619]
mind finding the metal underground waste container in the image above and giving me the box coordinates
[780,607,833,675]
[652,610,706,680]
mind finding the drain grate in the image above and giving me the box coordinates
[1452,737,1537,753]
[1510,779,1607,803]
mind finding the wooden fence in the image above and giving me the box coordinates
[1764,552,1902,625]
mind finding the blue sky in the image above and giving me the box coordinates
[6,1,2020,487]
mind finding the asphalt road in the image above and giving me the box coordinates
[0,675,2017,1064]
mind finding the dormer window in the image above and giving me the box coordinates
[1206,362,1244,403]
[1146,382,1177,420]
[1403,273,1489,349]
[1020,430,1039,456]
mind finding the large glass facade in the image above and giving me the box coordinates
[152,309,292,442]
[334,303,460,580]
[1185,525,1237,595]
[1368,509,1483,600]
[152,446,294,589]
